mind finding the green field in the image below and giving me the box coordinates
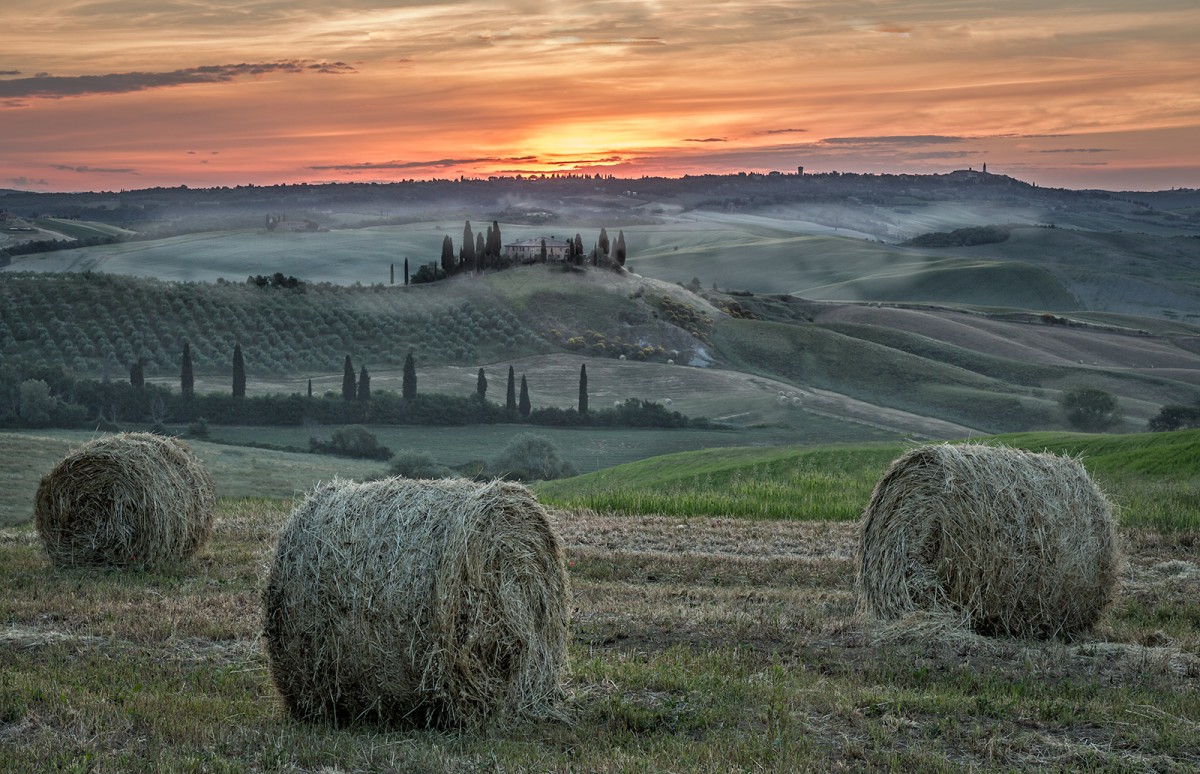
[535,429,1200,532]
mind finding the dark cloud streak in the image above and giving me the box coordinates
[309,156,537,171]
[0,61,355,102]
[1032,147,1114,153]
[52,164,139,174]
[820,135,966,146]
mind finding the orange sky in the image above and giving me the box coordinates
[2,1,1198,192]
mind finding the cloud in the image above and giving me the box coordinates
[0,70,20,76]
[0,61,355,102]
[7,176,49,188]
[1032,147,1115,153]
[541,155,624,166]
[52,164,139,175]
[684,137,728,143]
[820,135,967,146]
[308,155,538,171]
[758,128,807,135]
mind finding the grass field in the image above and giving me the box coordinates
[535,429,1200,532]
[2,489,1197,769]
[0,431,381,527]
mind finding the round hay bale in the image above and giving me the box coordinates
[34,432,216,569]
[263,477,571,728]
[856,443,1119,638]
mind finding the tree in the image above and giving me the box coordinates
[19,379,54,423]
[461,220,475,272]
[1148,404,1200,432]
[402,351,417,401]
[614,230,627,266]
[232,344,246,398]
[1060,386,1119,432]
[440,235,455,275]
[357,365,371,402]
[573,234,584,264]
[342,355,356,401]
[518,375,531,417]
[598,226,610,256]
[490,220,502,260]
[578,363,588,413]
[474,232,485,270]
[180,342,194,400]
[404,257,410,285]
[390,262,395,285]
[490,433,576,481]
[539,238,547,263]
[313,425,391,460]
[476,367,487,402]
[307,378,313,399]
[506,365,517,412]
[130,359,144,389]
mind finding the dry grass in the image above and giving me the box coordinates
[263,478,570,729]
[33,432,216,569]
[1,501,1198,771]
[857,444,1119,638]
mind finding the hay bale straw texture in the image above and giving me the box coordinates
[857,444,1119,638]
[263,477,571,728]
[34,432,217,569]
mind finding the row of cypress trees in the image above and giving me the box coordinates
[164,344,592,417]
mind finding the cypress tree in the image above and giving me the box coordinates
[614,230,627,266]
[539,238,547,263]
[476,367,487,402]
[232,344,245,398]
[461,220,475,272]
[390,263,394,285]
[598,226,610,256]
[404,257,410,285]
[130,359,144,389]
[402,352,417,401]
[490,220,502,259]
[441,235,455,275]
[358,365,371,402]
[518,375,531,417]
[307,378,313,398]
[475,232,485,269]
[180,343,194,400]
[574,234,584,264]
[342,355,356,401]
[578,363,588,414]
[506,365,517,412]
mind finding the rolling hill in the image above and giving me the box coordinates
[2,172,1198,445]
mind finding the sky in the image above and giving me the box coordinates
[2,1,1198,192]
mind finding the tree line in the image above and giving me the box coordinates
[2,344,707,432]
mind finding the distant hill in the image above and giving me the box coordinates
[2,171,1198,441]
[2,266,1199,437]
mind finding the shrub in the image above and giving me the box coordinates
[490,433,576,482]
[311,425,392,460]
[388,449,453,479]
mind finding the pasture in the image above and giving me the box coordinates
[2,431,1198,770]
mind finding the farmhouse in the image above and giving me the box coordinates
[505,237,571,261]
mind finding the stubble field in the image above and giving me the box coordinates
[1,502,1197,771]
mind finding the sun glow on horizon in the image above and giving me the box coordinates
[1,0,1197,191]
